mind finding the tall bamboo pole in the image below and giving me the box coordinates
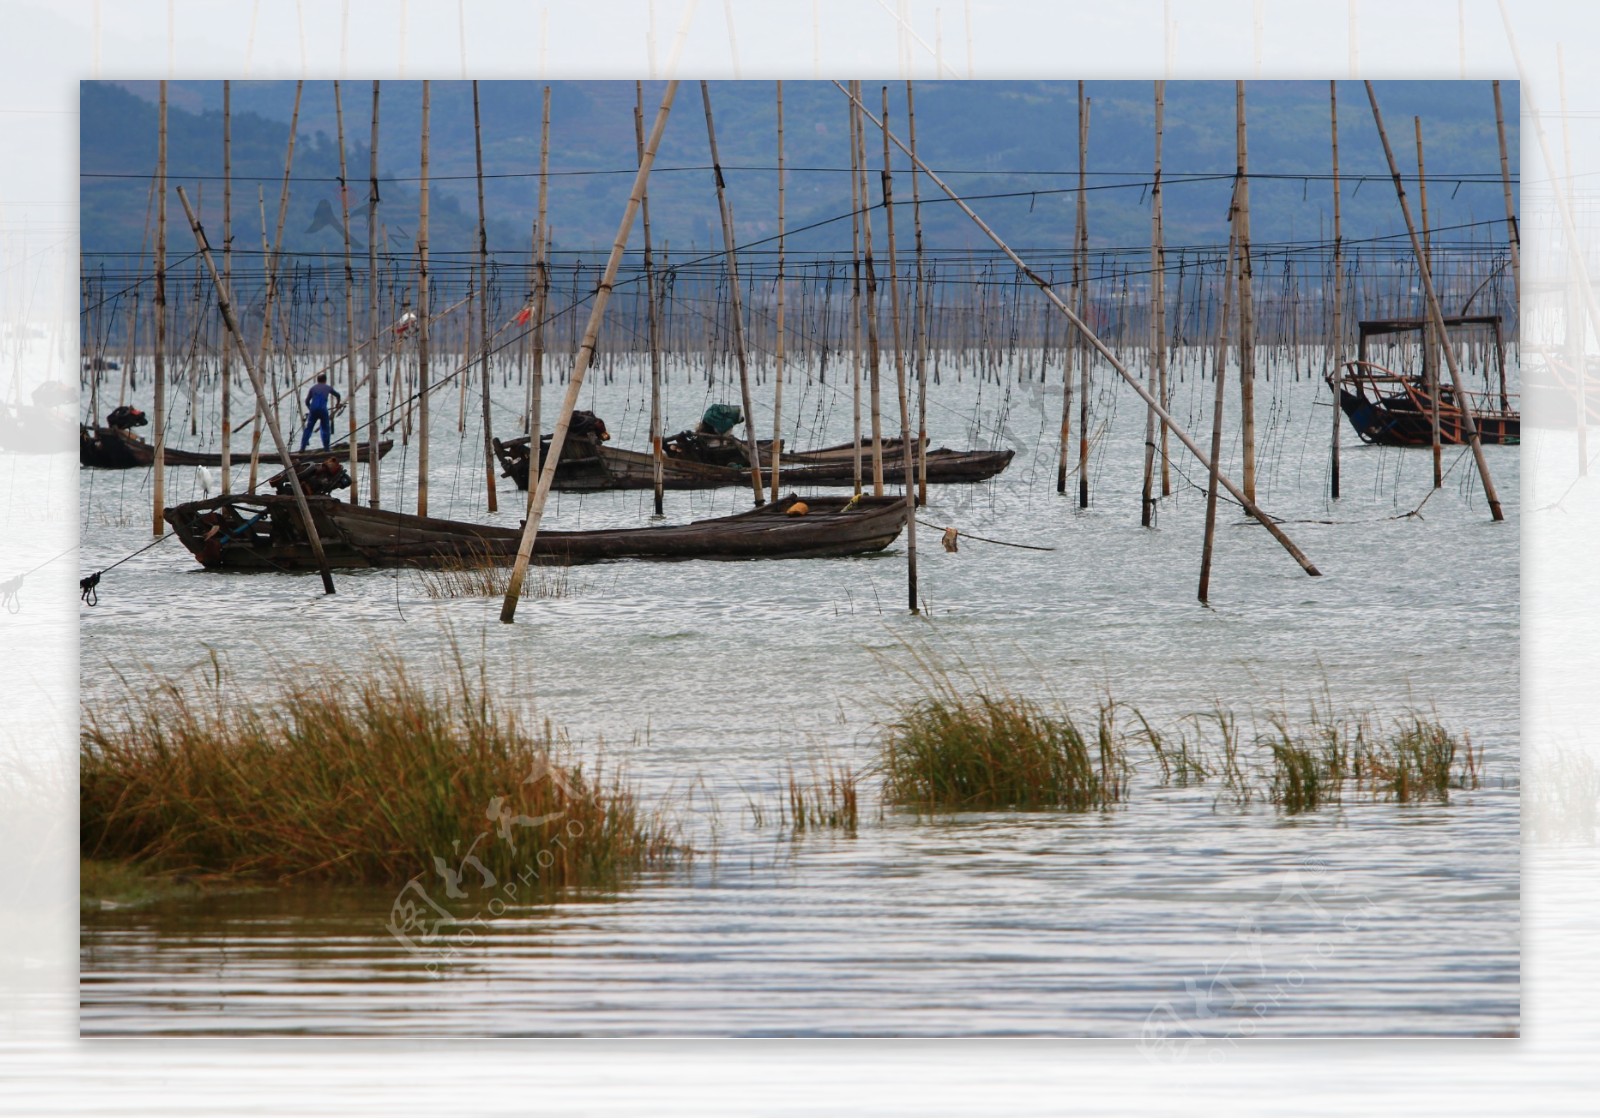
[1556,52,1585,473]
[1056,89,1079,496]
[366,80,381,507]
[1329,79,1343,501]
[1491,80,1521,318]
[416,80,432,517]
[635,82,666,516]
[1235,80,1258,505]
[528,85,551,510]
[881,87,919,612]
[1076,87,1091,509]
[770,80,787,497]
[472,81,497,512]
[848,81,864,496]
[1416,115,1442,488]
[152,80,166,535]
[500,81,678,624]
[856,80,885,496]
[906,80,930,506]
[699,80,764,505]
[1364,80,1503,521]
[836,82,1321,578]
[248,81,303,494]
[1200,202,1242,604]
[221,80,233,494]
[176,186,336,595]
[334,81,360,500]
[1142,80,1165,527]
[1157,80,1172,499]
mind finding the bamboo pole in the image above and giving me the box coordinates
[500,80,679,624]
[635,81,666,516]
[472,81,497,512]
[1234,80,1258,505]
[152,80,166,535]
[1491,79,1521,319]
[1556,51,1585,473]
[770,80,786,497]
[1076,88,1091,510]
[856,81,885,496]
[848,81,864,496]
[529,86,551,511]
[248,81,303,494]
[907,79,930,506]
[221,80,233,494]
[334,81,360,501]
[1416,115,1442,489]
[1142,80,1165,528]
[1156,80,1172,499]
[1364,80,1503,521]
[417,80,432,517]
[176,186,336,595]
[835,82,1322,578]
[1200,194,1242,604]
[1057,86,1080,497]
[699,80,765,505]
[1329,80,1343,501]
[880,87,919,613]
[366,80,381,507]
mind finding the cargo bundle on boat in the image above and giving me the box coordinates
[1337,315,1518,446]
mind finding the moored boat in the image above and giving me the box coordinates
[80,423,394,469]
[163,491,910,571]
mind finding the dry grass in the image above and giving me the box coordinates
[414,556,590,600]
[81,652,685,888]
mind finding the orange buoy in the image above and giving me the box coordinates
[785,501,810,516]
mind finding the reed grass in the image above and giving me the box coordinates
[81,653,685,888]
[414,556,587,600]
[880,690,1125,812]
[782,762,861,834]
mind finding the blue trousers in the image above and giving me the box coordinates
[300,407,332,451]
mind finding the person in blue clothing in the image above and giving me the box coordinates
[300,373,342,452]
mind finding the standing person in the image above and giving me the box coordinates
[300,373,342,452]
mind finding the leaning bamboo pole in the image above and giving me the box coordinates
[880,86,919,613]
[848,81,865,496]
[472,81,497,512]
[176,186,336,595]
[836,82,1321,578]
[500,80,679,624]
[416,80,432,517]
[856,81,885,496]
[1364,80,1503,521]
[700,80,764,505]
[248,82,303,494]
[1200,201,1242,605]
[1491,79,1521,318]
[152,80,166,535]
[632,83,666,516]
[334,81,360,498]
[1234,80,1258,505]
[366,80,381,508]
[528,85,551,514]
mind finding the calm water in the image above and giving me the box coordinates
[78,348,1520,1036]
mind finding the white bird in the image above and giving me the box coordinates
[196,466,215,497]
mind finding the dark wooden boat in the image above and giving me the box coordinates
[1336,315,1519,447]
[163,491,910,571]
[80,425,395,469]
[493,430,1014,491]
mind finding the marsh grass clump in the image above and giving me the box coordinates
[782,762,861,834]
[80,653,684,889]
[416,557,583,600]
[880,689,1126,812]
[1354,715,1475,804]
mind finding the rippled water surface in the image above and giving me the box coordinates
[78,351,1520,1036]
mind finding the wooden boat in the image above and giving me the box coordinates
[494,429,1014,491]
[163,491,910,571]
[80,425,394,469]
[1336,315,1519,446]
[0,404,76,453]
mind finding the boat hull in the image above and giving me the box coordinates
[81,426,395,469]
[163,492,910,571]
[1337,387,1519,447]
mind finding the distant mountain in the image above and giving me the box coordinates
[83,79,1518,269]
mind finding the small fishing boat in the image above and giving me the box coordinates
[1336,315,1519,447]
[80,409,394,469]
[163,491,910,571]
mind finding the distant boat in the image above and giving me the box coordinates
[80,407,394,469]
[1336,315,1518,447]
[163,491,909,570]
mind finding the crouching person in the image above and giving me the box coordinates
[268,456,353,498]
